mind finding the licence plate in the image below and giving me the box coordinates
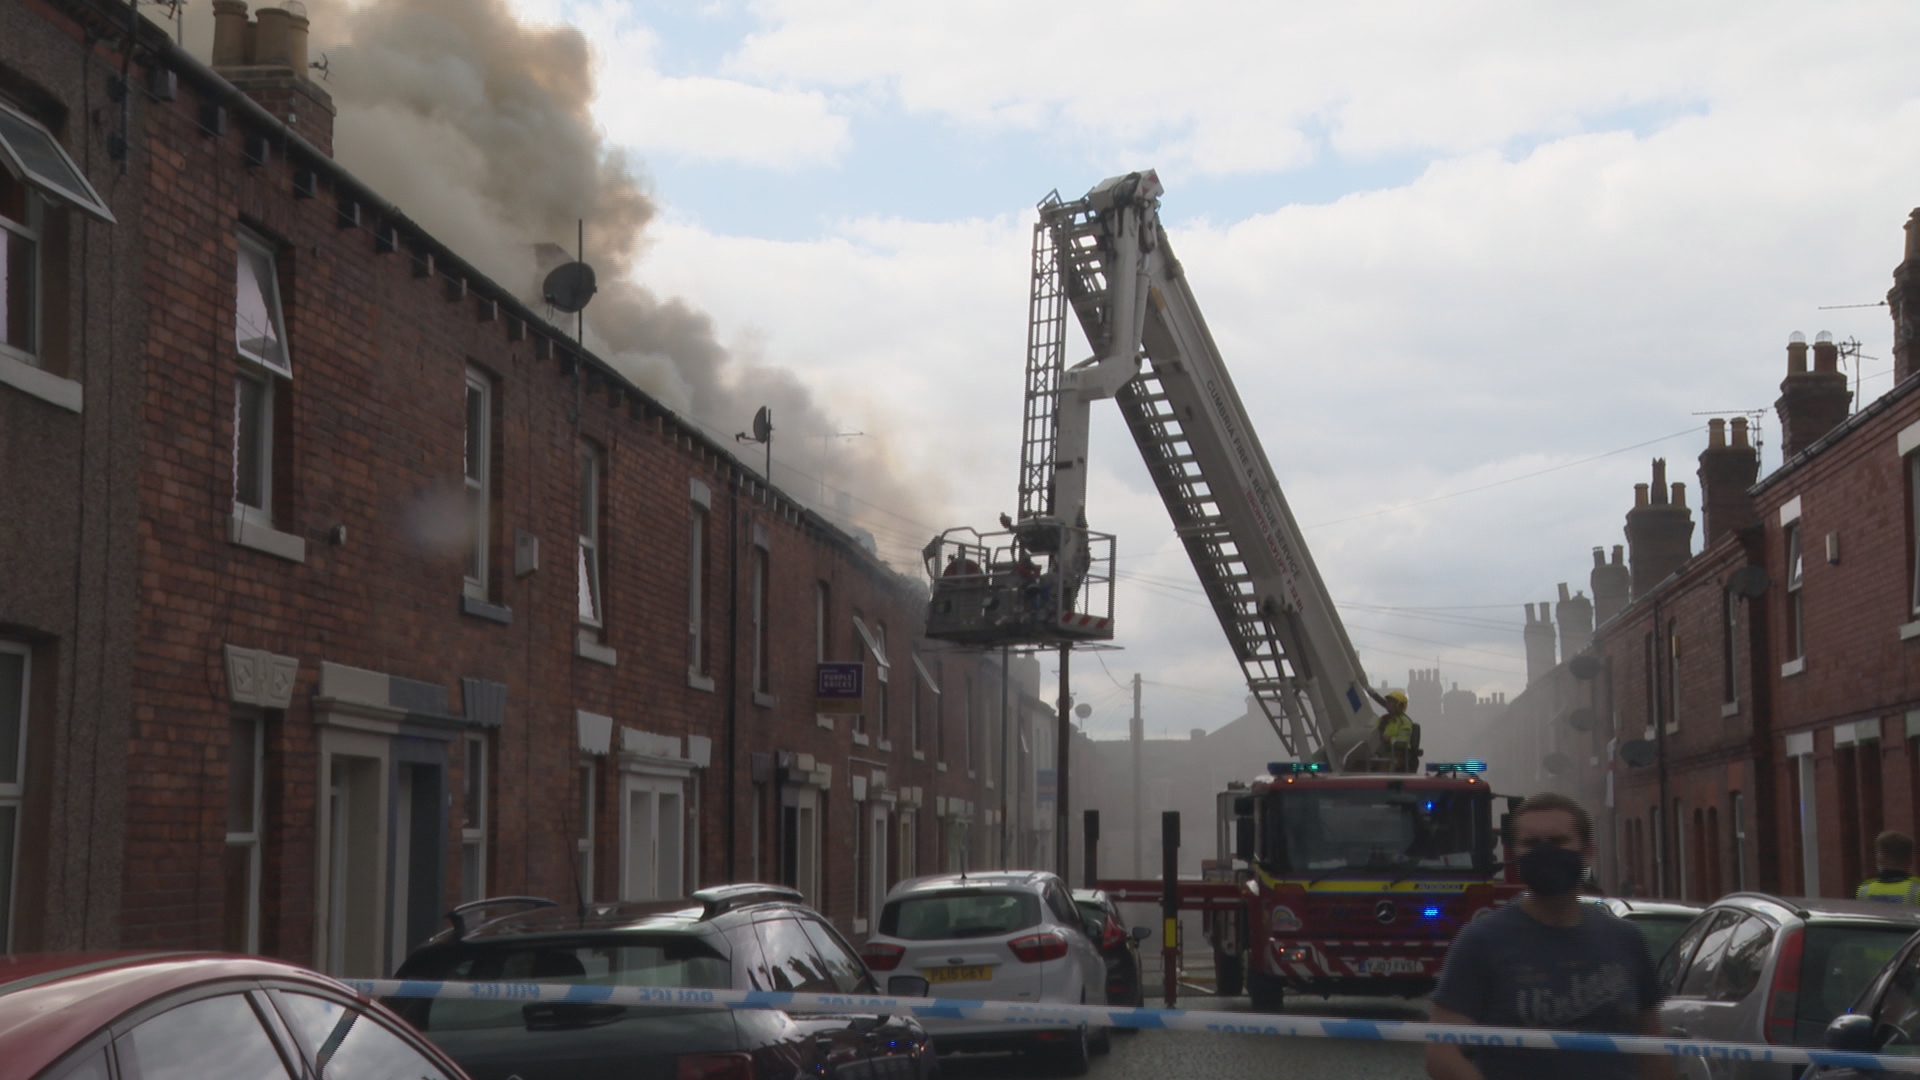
[924,965,993,983]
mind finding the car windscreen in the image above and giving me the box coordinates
[396,936,731,1032]
[1263,787,1488,875]
[880,890,1042,940]
[1795,923,1917,1043]
[1629,914,1696,967]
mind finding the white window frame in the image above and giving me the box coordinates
[233,231,290,532]
[1910,451,1920,618]
[1731,790,1747,891]
[620,775,685,901]
[751,538,771,699]
[225,708,264,953]
[460,734,487,904]
[463,372,490,600]
[0,175,42,369]
[911,655,941,757]
[793,786,821,906]
[578,443,604,628]
[0,642,30,951]
[874,623,890,748]
[898,809,916,883]
[1785,522,1805,663]
[0,100,115,224]
[1667,626,1681,734]
[815,582,829,664]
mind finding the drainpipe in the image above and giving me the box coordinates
[724,474,741,881]
[1653,594,1671,899]
[1739,529,1779,892]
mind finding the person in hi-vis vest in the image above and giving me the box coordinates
[1857,831,1920,905]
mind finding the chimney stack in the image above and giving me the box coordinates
[1697,416,1760,547]
[1775,331,1852,459]
[1625,459,1694,600]
[1556,581,1594,657]
[1591,545,1631,625]
[1442,681,1479,730]
[1523,602,1558,685]
[1891,210,1920,386]
[1408,668,1443,720]
[207,2,336,157]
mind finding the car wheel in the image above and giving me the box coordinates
[1090,1024,1112,1056]
[1044,1026,1091,1076]
[1247,970,1285,1013]
[1215,949,1245,997]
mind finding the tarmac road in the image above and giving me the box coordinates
[936,993,1431,1080]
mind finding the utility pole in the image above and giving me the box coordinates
[1056,644,1072,880]
[1130,672,1143,877]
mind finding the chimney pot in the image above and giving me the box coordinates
[1813,332,1840,373]
[1558,582,1571,602]
[1708,417,1726,447]
[1907,209,1920,262]
[1651,459,1669,502]
[1732,416,1750,448]
[1593,546,1606,568]
[1671,481,1686,507]
[254,6,292,68]
[1635,483,1649,508]
[211,0,250,66]
[1613,545,1624,565]
[1788,331,1809,373]
[285,6,311,74]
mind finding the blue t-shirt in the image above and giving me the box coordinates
[1430,902,1662,1080]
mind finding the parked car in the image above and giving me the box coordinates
[3,951,470,1080]
[860,870,1108,1075]
[1655,892,1920,1079]
[388,886,934,1080]
[1806,923,1920,1077]
[1072,887,1151,1009]
[1587,895,1704,967]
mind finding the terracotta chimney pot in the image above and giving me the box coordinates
[211,0,250,66]
[254,6,292,68]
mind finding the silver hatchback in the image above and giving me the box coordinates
[860,871,1108,1075]
[1656,892,1920,1079]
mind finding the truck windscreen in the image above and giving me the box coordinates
[1263,788,1490,876]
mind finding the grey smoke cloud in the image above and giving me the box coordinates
[195,0,940,564]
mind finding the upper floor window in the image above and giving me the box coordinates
[233,231,290,531]
[689,503,708,678]
[752,546,771,696]
[0,169,40,366]
[1667,621,1680,730]
[1909,451,1920,618]
[1721,590,1738,705]
[463,372,492,600]
[1785,522,1805,661]
[815,582,830,664]
[0,642,26,950]
[578,443,604,627]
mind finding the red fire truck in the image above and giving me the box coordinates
[1100,761,1522,1010]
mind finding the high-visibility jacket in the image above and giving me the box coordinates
[1856,875,1920,905]
[1378,714,1414,747]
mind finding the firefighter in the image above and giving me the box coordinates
[1376,690,1414,771]
[1856,831,1920,905]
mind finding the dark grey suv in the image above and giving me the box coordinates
[388,886,934,1080]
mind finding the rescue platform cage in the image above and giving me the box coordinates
[922,526,1116,647]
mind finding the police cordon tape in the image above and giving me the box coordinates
[346,979,1920,1073]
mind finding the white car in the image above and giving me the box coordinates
[860,870,1110,1075]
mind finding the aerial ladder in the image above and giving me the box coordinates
[924,169,1384,769]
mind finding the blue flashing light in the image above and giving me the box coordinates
[1275,762,1326,774]
[1422,906,1442,919]
[1425,761,1488,775]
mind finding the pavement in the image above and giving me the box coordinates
[938,993,1432,1079]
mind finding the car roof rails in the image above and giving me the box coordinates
[444,895,558,940]
[692,883,805,918]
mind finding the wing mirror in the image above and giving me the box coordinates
[1131,925,1152,943]
[1825,1012,1878,1052]
[887,975,930,998]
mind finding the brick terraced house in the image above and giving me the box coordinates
[0,0,1055,972]
[1481,216,1920,901]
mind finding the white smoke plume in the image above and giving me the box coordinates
[187,0,941,566]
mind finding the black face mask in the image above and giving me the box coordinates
[1517,843,1586,897]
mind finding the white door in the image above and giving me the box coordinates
[869,805,890,923]
[795,789,819,905]
[622,777,685,901]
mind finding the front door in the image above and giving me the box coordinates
[622,776,684,900]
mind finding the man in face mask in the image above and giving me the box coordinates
[1424,792,1676,1080]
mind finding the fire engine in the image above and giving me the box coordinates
[921,170,1521,1010]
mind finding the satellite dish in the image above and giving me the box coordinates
[542,261,597,314]
[1567,654,1602,680]
[1542,752,1572,776]
[1566,706,1597,733]
[1728,565,1770,598]
[1075,703,1093,719]
[1620,740,1658,768]
[751,406,773,443]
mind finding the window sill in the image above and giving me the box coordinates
[816,714,836,730]
[753,691,777,709]
[1781,657,1806,677]
[852,732,870,747]
[0,351,82,413]
[460,595,512,624]
[1664,722,1679,736]
[576,629,617,666]
[228,514,306,563]
[853,918,869,935]
[687,669,715,693]
[967,770,977,780]
[936,761,948,773]
[876,740,892,752]
[984,780,995,791]
[1901,620,1920,642]
[1721,701,1741,718]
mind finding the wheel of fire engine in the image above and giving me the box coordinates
[1042,1025,1091,1076]
[1247,970,1285,1013]
[1215,949,1245,997]
[1089,1024,1111,1056]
